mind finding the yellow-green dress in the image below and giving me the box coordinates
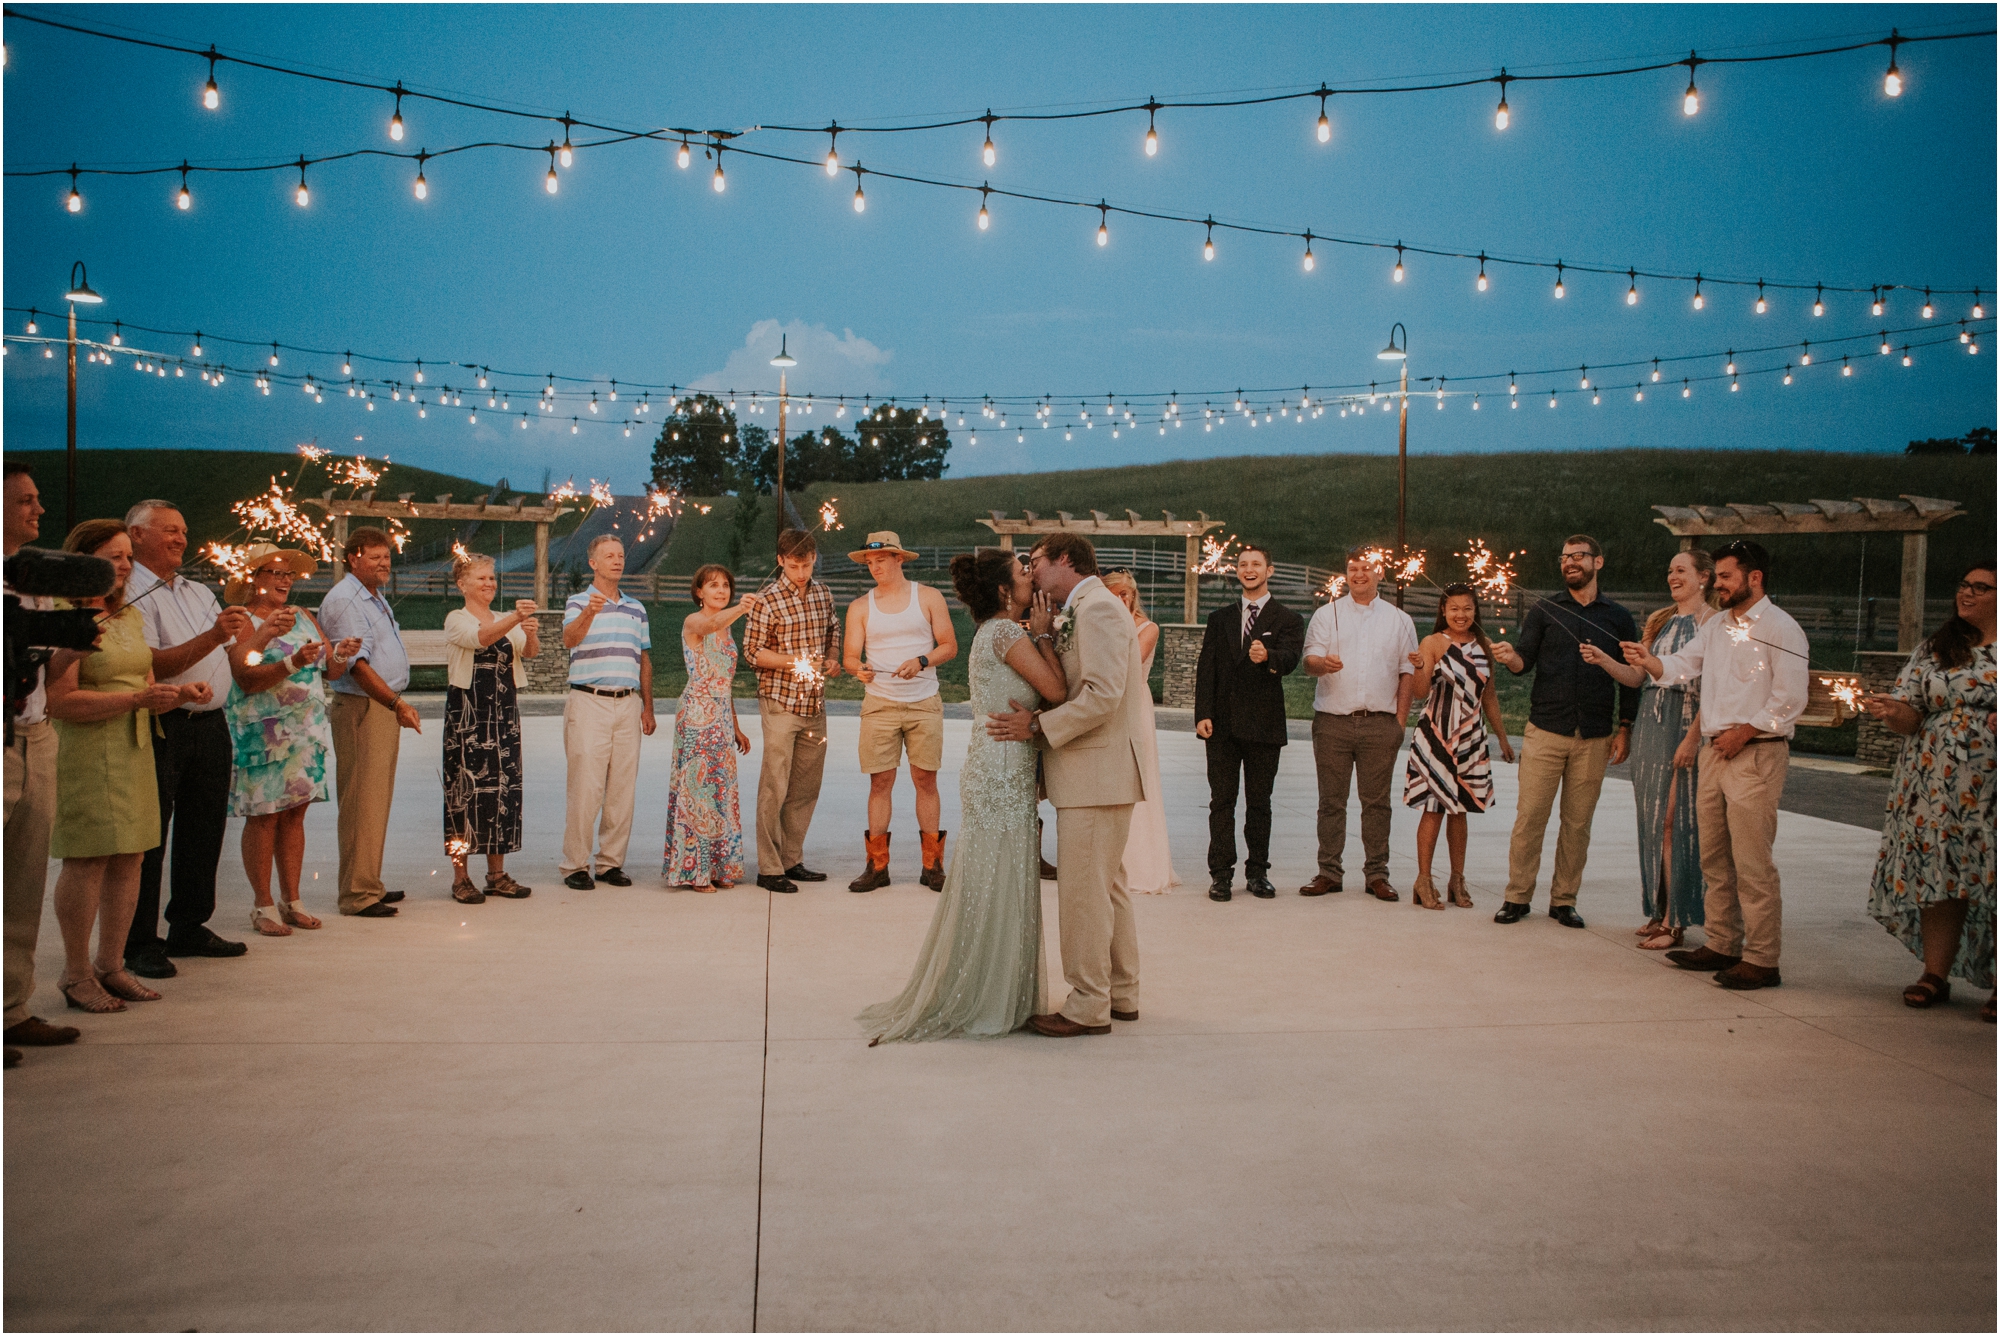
[51,603,161,858]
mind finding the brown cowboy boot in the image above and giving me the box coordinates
[920,830,949,890]
[849,830,892,892]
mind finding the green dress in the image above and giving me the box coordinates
[859,618,1047,1042]
[224,611,333,817]
[51,604,161,858]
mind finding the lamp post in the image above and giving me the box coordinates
[769,333,796,545]
[63,262,105,534]
[1377,322,1409,609]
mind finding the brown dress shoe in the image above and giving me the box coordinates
[1111,1009,1138,1022]
[1028,1013,1111,1037]
[1366,879,1399,902]
[1665,945,1742,971]
[4,1016,80,1046]
[1715,962,1782,990]
[1298,875,1342,897]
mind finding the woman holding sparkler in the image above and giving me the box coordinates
[663,565,757,891]
[222,546,360,933]
[1581,549,1718,948]
[442,552,540,904]
[46,521,208,1013]
[1861,561,1996,1020]
[1404,585,1514,909]
[1100,571,1180,895]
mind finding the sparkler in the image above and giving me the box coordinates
[1818,675,1863,713]
[818,498,843,532]
[588,480,615,509]
[327,455,381,487]
[1195,534,1242,576]
[446,837,472,860]
[1392,550,1428,587]
[1723,618,1813,660]
[296,443,329,462]
[1458,540,1523,604]
[546,479,583,506]
[790,652,827,689]
[451,540,474,565]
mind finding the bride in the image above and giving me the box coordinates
[860,549,1068,1043]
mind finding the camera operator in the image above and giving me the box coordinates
[2,462,78,1066]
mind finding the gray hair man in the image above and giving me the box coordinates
[559,534,654,890]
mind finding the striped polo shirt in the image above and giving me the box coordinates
[563,587,651,690]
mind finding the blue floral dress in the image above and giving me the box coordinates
[1628,612,1706,927]
[663,628,744,885]
[224,611,333,817]
[1868,643,1996,987]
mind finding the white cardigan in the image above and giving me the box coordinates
[443,608,531,689]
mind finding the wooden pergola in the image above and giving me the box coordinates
[1651,494,1966,651]
[302,492,575,607]
[977,509,1227,624]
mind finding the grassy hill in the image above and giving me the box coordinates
[662,449,1993,599]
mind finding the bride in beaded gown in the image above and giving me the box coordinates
[861,551,1069,1044]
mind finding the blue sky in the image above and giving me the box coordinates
[4,3,1994,492]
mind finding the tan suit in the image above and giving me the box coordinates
[1037,577,1152,1027]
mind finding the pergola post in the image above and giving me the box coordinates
[1899,531,1928,652]
[534,522,552,609]
[1183,533,1200,625]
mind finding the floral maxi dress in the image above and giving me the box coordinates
[1867,643,1997,988]
[663,628,744,885]
[1628,612,1706,928]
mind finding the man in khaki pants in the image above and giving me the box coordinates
[560,536,655,890]
[1624,541,1808,990]
[987,532,1152,1037]
[1488,535,1638,929]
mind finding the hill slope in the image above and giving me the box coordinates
[660,449,1993,598]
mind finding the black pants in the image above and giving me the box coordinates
[1205,735,1283,878]
[129,709,232,954]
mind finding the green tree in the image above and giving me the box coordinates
[651,394,745,494]
[1965,426,1996,456]
[725,489,762,573]
[1905,435,1969,456]
[745,407,952,490]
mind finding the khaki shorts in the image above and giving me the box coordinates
[858,693,944,773]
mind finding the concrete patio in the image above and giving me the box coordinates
[5,714,1992,1331]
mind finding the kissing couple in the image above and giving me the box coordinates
[860,532,1156,1043]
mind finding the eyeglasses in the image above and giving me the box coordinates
[1959,580,1996,594]
[1558,552,1594,564]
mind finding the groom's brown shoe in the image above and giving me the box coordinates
[1028,1012,1111,1037]
[1110,1009,1138,1022]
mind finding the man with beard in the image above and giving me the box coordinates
[1485,534,1637,929]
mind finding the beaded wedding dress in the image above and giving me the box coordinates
[860,618,1048,1042]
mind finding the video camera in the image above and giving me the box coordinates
[4,548,116,744]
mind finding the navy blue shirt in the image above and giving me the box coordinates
[1509,591,1639,739]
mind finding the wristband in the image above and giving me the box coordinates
[917,654,930,670]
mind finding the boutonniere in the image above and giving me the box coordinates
[1052,608,1076,652]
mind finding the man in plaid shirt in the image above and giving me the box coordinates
[742,528,844,893]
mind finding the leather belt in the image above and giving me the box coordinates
[570,684,637,699]
[1334,709,1395,718]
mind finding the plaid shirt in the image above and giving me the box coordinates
[743,574,840,716]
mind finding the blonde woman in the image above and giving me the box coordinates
[1101,570,1180,894]
[443,553,539,903]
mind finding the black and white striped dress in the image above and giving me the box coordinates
[1403,640,1494,815]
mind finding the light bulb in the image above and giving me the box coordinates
[679,141,691,170]
[977,204,989,230]
[177,183,191,210]
[1683,80,1699,116]
[713,162,725,192]
[1902,349,1912,366]
[824,147,838,176]
[1813,296,1824,318]
[1554,277,1565,299]
[1316,111,1331,142]
[1393,258,1404,282]
[1144,125,1158,156]
[559,142,573,169]
[1203,237,1214,262]
[1730,378,1739,392]
[1842,359,1852,376]
[1872,293,1885,316]
[1626,276,1639,305]
[1682,381,1691,398]
[1756,293,1768,314]
[192,341,202,356]
[982,136,996,167]
[1495,98,1509,131]
[203,77,219,111]
[1303,248,1315,272]
[1975,294,1987,319]
[67,185,82,213]
[390,110,404,141]
[1885,61,1903,97]
[1477,269,1488,292]
[414,171,428,200]
[546,166,559,194]
[1881,336,1892,354]
[1922,289,1934,318]
[1693,289,1704,310]
[297,179,311,206]
[1097,221,1108,247]
[1972,338,1981,356]
[853,184,866,212]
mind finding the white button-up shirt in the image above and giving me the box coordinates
[1653,595,1810,738]
[1303,594,1417,715]
[126,563,231,712]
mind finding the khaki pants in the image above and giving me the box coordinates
[563,691,642,875]
[329,694,402,913]
[1311,711,1404,882]
[1504,722,1611,907]
[4,722,58,1027]
[1697,741,1788,968]
[756,701,826,875]
[1054,804,1139,1028]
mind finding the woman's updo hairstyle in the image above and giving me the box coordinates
[452,551,496,588]
[951,549,1018,622]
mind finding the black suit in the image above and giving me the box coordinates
[1194,595,1305,879]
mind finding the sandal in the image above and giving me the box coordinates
[1634,919,1665,937]
[96,969,161,1002]
[280,899,322,929]
[1903,973,1952,1008]
[482,873,531,899]
[61,977,125,1014]
[1984,995,1995,1024]
[250,903,293,937]
[1410,872,1443,911]
[689,883,717,894]
[452,878,487,905]
[1638,926,1685,951]
[1447,874,1473,908]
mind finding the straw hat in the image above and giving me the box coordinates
[847,530,920,563]
[223,543,317,605]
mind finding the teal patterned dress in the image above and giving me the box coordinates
[1868,642,1997,988]
[1627,612,1706,927]
[663,628,744,885]
[224,611,333,817]
[860,618,1047,1043]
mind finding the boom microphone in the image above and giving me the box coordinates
[3,547,116,600]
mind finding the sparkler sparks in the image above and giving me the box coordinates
[1392,550,1428,587]
[296,443,329,462]
[1818,675,1863,713]
[233,478,336,559]
[1353,545,1393,573]
[446,837,472,859]
[1195,534,1242,576]
[243,650,265,666]
[546,479,582,506]
[1320,572,1348,601]
[201,541,260,582]
[588,480,616,509]
[790,652,827,689]
[451,540,474,565]
[1458,540,1523,603]
[818,498,843,532]
[327,455,382,487]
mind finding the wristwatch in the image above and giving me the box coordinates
[917,653,930,670]
[1029,711,1042,736]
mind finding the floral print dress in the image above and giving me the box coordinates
[224,611,334,817]
[663,627,744,885]
[1867,643,1996,988]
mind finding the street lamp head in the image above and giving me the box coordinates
[65,261,103,304]
[769,333,797,368]
[1377,322,1407,360]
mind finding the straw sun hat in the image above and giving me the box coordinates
[847,531,920,563]
[223,543,317,605]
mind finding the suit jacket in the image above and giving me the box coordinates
[1036,576,1156,809]
[1194,595,1305,747]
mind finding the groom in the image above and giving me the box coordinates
[986,532,1152,1037]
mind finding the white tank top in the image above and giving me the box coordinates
[864,584,939,702]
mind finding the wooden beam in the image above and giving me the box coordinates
[1900,531,1928,652]
[302,498,573,524]
[1650,497,1964,537]
[534,523,552,609]
[1184,534,1199,625]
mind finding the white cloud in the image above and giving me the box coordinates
[688,320,893,399]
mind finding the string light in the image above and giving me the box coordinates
[389,84,405,141]
[294,158,310,207]
[559,116,574,168]
[977,184,990,230]
[1975,290,1987,319]
[413,151,429,200]
[1813,284,1825,317]
[1800,341,1812,365]
[1476,253,1488,292]
[1315,88,1332,142]
[1902,346,1913,366]
[713,145,726,192]
[1393,243,1405,283]
[545,144,559,194]
[1203,219,1215,262]
[1494,70,1511,129]
[1841,355,1852,376]
[1755,280,1768,314]
[1880,332,1892,354]
[1302,231,1315,272]
[1922,288,1934,318]
[1692,275,1704,309]
[1682,52,1702,116]
[1783,364,1793,384]
[981,111,997,166]
[176,165,191,211]
[1884,30,1905,96]
[66,166,81,213]
[1143,99,1160,157]
[1872,287,1885,316]
[677,136,691,170]
[1096,201,1109,247]
[1626,268,1638,304]
[851,162,866,213]
[1553,262,1565,299]
[201,49,220,110]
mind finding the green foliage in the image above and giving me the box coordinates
[743,414,953,492]
[650,393,746,495]
[1966,427,1996,456]
[725,488,762,573]
[1906,436,1969,456]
